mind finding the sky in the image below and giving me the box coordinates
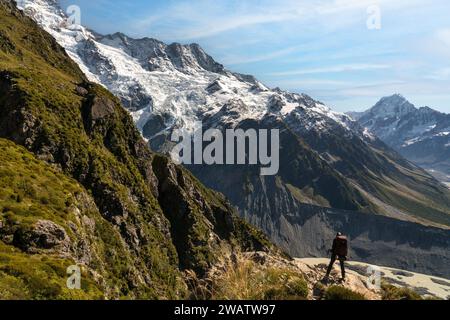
[59,0,450,113]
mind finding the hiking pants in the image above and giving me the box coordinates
[326,254,346,279]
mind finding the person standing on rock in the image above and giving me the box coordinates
[324,232,348,281]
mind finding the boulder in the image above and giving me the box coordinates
[13,220,71,255]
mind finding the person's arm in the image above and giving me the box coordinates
[331,239,337,253]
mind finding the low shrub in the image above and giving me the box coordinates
[381,283,423,300]
[189,253,309,300]
[324,285,366,300]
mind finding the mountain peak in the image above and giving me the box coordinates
[370,94,416,118]
[378,93,407,104]
[179,42,225,74]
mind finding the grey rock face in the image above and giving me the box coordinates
[186,43,225,74]
[13,220,71,255]
[206,80,223,94]
[77,39,118,81]
[118,83,153,112]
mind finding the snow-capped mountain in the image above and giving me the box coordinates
[350,94,450,184]
[12,0,450,276]
[18,0,450,222]
[15,0,356,138]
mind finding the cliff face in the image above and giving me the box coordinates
[0,0,272,299]
[187,118,450,278]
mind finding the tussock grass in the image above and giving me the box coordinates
[186,252,309,300]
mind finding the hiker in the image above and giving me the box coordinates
[324,232,348,281]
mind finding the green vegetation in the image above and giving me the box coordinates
[0,0,189,298]
[0,139,102,299]
[381,283,423,300]
[324,286,367,300]
[0,137,186,299]
[0,1,274,299]
[152,155,275,276]
[187,253,308,300]
[369,177,450,226]
[0,138,80,232]
[0,241,103,300]
[285,183,331,207]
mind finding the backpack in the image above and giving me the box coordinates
[335,235,348,257]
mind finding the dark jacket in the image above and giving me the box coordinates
[332,235,348,257]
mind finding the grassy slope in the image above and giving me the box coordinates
[0,138,104,299]
[355,146,450,226]
[0,0,273,299]
[0,1,184,298]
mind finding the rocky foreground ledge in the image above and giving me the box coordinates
[296,258,450,300]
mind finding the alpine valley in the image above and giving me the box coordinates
[12,0,450,278]
[0,0,449,300]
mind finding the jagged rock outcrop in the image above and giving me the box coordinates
[13,220,71,254]
[0,0,274,299]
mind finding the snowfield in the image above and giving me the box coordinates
[16,0,363,142]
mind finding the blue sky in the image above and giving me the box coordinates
[59,0,450,113]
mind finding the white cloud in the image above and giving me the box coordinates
[418,28,450,61]
[434,28,450,57]
[132,1,304,40]
[184,13,299,39]
[268,64,390,76]
[426,67,450,80]
[271,79,353,89]
[435,28,450,47]
[130,0,421,40]
[222,45,306,65]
